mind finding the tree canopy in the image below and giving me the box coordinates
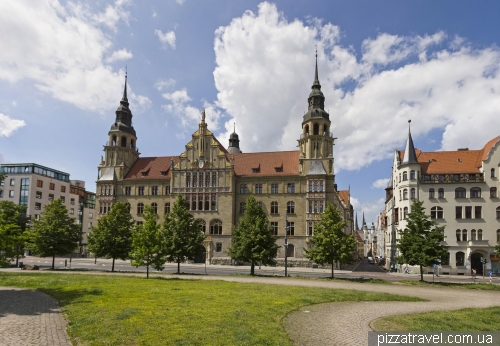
[0,201,28,267]
[228,195,278,275]
[163,195,205,274]
[304,202,356,278]
[397,199,449,282]
[130,205,166,278]
[88,202,134,272]
[25,199,81,269]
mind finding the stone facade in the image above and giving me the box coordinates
[96,61,353,265]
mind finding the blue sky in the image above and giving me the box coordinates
[1,1,500,225]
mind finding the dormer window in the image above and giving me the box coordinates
[275,167,283,172]
[141,172,147,177]
[252,168,259,174]
[160,171,167,176]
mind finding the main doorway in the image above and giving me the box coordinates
[471,252,484,275]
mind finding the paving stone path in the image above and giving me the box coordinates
[0,287,72,346]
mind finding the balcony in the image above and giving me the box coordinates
[468,240,490,247]
[299,132,334,139]
[420,173,484,184]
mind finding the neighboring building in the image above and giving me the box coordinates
[0,163,95,255]
[385,124,500,275]
[96,58,354,266]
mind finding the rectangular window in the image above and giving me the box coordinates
[60,196,65,203]
[49,183,55,190]
[271,222,278,235]
[165,186,170,195]
[474,206,482,219]
[61,186,66,193]
[37,180,43,188]
[0,190,3,197]
[138,186,145,195]
[70,198,75,205]
[287,183,295,193]
[216,243,222,252]
[271,183,278,194]
[211,196,217,211]
[152,186,158,195]
[48,194,54,201]
[136,221,143,226]
[35,202,41,210]
[465,206,472,219]
[164,203,171,214]
[70,208,74,214]
[286,221,295,236]
[34,214,39,220]
[255,184,262,194]
[438,189,444,198]
[89,212,93,219]
[125,187,131,195]
[36,191,42,199]
[10,179,15,186]
[0,179,4,186]
[88,222,92,228]
[455,206,462,219]
[9,190,14,197]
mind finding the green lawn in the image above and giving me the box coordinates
[373,306,500,332]
[0,272,421,346]
[397,280,500,291]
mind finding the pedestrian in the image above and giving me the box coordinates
[472,268,477,279]
[404,265,409,274]
[395,263,399,273]
[390,264,394,272]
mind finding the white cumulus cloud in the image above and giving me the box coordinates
[155,29,176,49]
[107,48,133,62]
[155,78,176,91]
[0,113,26,137]
[372,179,390,189]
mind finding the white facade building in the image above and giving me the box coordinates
[385,127,500,275]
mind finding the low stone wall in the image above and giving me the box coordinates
[210,257,338,269]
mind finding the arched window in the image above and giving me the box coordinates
[410,170,415,179]
[441,252,450,266]
[410,188,416,199]
[429,188,435,198]
[196,219,206,234]
[287,201,295,214]
[137,203,144,214]
[323,124,328,135]
[304,125,309,135]
[470,187,481,198]
[491,187,497,198]
[456,229,461,241]
[471,229,477,241]
[286,244,295,257]
[151,203,157,214]
[403,171,408,181]
[239,202,246,214]
[431,206,443,219]
[130,139,135,149]
[438,188,444,198]
[164,202,170,214]
[112,135,117,146]
[456,251,465,266]
[455,187,466,198]
[403,189,408,200]
[210,219,222,235]
[491,168,495,178]
[496,207,500,219]
[462,229,468,241]
[313,123,319,135]
[403,207,408,219]
[121,136,126,147]
[478,229,483,241]
[271,201,278,214]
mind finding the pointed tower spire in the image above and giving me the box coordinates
[401,120,418,165]
[122,66,128,102]
[362,212,366,227]
[355,212,359,231]
[313,46,320,87]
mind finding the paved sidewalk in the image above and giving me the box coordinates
[0,287,72,346]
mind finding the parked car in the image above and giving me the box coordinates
[367,257,374,264]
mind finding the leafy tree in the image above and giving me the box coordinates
[88,202,134,272]
[397,199,449,282]
[130,205,166,278]
[228,195,278,275]
[163,195,205,274]
[0,201,28,267]
[25,199,81,269]
[305,202,356,278]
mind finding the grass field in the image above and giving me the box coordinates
[0,272,422,346]
[373,306,500,331]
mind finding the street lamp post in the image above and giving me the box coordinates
[285,210,288,277]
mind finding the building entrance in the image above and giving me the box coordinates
[471,252,484,275]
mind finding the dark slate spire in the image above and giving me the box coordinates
[355,212,359,230]
[362,212,366,227]
[110,71,135,136]
[303,48,329,123]
[401,120,418,165]
[228,122,242,154]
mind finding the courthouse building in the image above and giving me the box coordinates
[385,125,500,275]
[96,57,354,265]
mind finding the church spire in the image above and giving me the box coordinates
[228,122,242,154]
[122,68,128,103]
[313,46,320,87]
[355,212,359,230]
[362,212,366,227]
[401,120,418,165]
[303,48,328,122]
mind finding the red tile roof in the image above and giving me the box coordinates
[398,136,500,174]
[338,190,350,206]
[232,151,299,177]
[124,156,178,180]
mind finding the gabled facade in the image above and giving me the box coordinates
[96,57,354,266]
[385,126,500,275]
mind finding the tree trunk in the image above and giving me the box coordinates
[52,254,55,270]
[251,261,255,276]
[420,264,424,282]
[177,258,180,274]
[147,264,149,279]
[112,258,115,272]
[331,260,334,279]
